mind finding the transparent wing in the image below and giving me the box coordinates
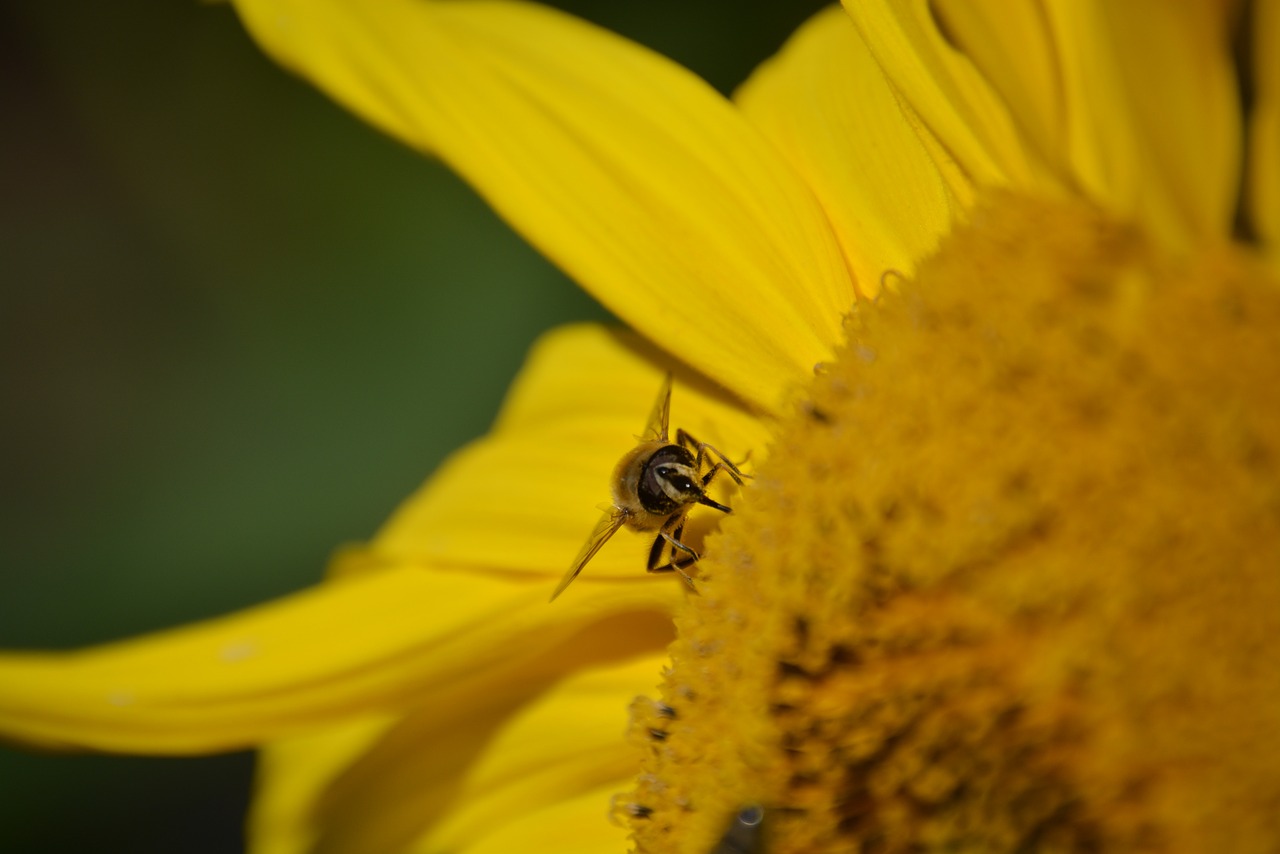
[641,373,673,442]
[549,508,628,602]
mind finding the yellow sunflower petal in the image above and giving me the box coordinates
[1082,0,1240,242]
[454,781,630,854]
[735,6,961,297]
[249,712,396,854]
[921,1,1066,173]
[1249,0,1280,248]
[455,783,634,854]
[232,0,854,410]
[928,1,1240,246]
[422,654,662,851]
[0,566,672,753]
[840,0,1056,192]
[326,653,659,854]
[372,323,771,585]
[248,638,666,854]
[0,322,768,754]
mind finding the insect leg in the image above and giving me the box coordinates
[647,517,697,590]
[648,518,697,568]
[698,493,732,513]
[661,530,698,559]
[676,429,748,485]
[646,530,667,572]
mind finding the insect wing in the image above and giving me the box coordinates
[549,509,627,602]
[642,373,673,442]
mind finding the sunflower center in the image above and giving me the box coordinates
[625,195,1280,853]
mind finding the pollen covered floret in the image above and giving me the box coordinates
[627,195,1280,853]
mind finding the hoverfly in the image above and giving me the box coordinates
[549,374,748,602]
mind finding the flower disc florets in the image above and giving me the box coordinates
[627,195,1280,854]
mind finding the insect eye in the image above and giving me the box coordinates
[659,469,697,493]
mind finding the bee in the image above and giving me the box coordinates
[549,374,748,602]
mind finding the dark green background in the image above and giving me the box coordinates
[0,1,826,850]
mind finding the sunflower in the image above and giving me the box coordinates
[2,1,1278,852]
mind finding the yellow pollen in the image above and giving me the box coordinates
[626,195,1280,853]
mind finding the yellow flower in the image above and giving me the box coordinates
[2,2,1278,853]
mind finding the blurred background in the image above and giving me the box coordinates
[0,1,826,850]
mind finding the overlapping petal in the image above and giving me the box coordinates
[232,0,856,411]
[911,2,1064,166]
[860,0,1241,248]
[840,0,1057,194]
[0,324,766,753]
[250,712,395,854]
[1078,1,1240,241]
[455,781,630,854]
[249,654,660,854]
[413,653,659,852]
[0,566,670,753]
[735,6,960,296]
[1249,0,1280,250]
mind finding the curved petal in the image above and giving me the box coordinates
[250,652,660,854]
[0,567,671,753]
[359,654,658,854]
[249,712,395,854]
[914,1,1241,246]
[424,654,660,851]
[1078,0,1240,243]
[735,6,962,297]
[372,323,771,582]
[457,781,630,854]
[0,324,764,753]
[232,0,854,410]
[916,2,1065,168]
[840,0,1058,194]
[1248,0,1280,249]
